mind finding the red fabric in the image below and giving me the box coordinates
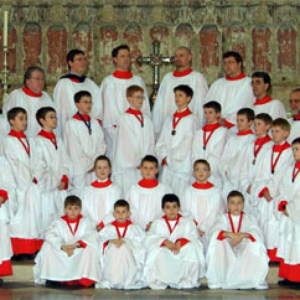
[292,162,300,182]
[113,125,117,128]
[228,212,243,233]
[38,130,57,149]
[98,221,105,229]
[9,129,26,139]
[175,238,190,247]
[103,240,109,253]
[77,240,87,248]
[113,70,133,79]
[223,119,235,129]
[97,119,102,126]
[160,239,168,247]
[33,178,38,184]
[254,96,273,106]
[0,189,8,203]
[61,214,83,223]
[138,179,159,188]
[271,142,290,173]
[126,108,144,126]
[279,260,300,282]
[61,278,96,287]
[162,214,182,234]
[22,86,42,97]
[267,248,281,262]
[237,129,253,136]
[112,220,132,239]
[11,238,43,255]
[225,73,246,81]
[192,181,214,189]
[259,187,269,198]
[91,180,112,188]
[273,141,290,153]
[255,135,272,146]
[0,259,13,276]
[202,123,222,132]
[278,200,288,212]
[161,158,167,166]
[294,114,300,121]
[173,68,193,77]
[248,234,256,242]
[217,230,226,241]
[193,219,198,226]
[61,74,85,83]
[73,113,90,122]
[60,175,69,190]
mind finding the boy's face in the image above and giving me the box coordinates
[75,96,92,114]
[251,77,268,98]
[95,160,111,181]
[292,143,300,161]
[205,108,220,124]
[10,112,27,132]
[127,91,144,110]
[140,161,158,180]
[162,201,180,220]
[40,111,57,130]
[193,163,210,182]
[227,196,244,216]
[113,49,131,70]
[271,126,289,144]
[237,114,252,132]
[113,206,131,223]
[175,90,191,110]
[254,119,270,137]
[64,205,81,220]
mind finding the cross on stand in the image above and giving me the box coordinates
[136,40,174,107]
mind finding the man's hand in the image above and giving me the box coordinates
[246,185,251,194]
[145,222,152,232]
[96,224,103,232]
[198,229,205,237]
[263,190,273,202]
[172,241,181,255]
[109,238,124,248]
[0,196,4,208]
[164,240,176,251]
[283,209,289,217]
[57,181,66,191]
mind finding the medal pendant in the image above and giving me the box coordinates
[252,159,256,165]
[203,146,206,150]
[141,124,144,128]
[88,128,92,135]
[271,170,274,174]
[171,130,176,136]
[292,179,295,183]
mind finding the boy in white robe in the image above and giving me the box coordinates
[3,107,43,256]
[220,108,255,202]
[155,85,197,197]
[78,155,122,231]
[64,91,107,190]
[98,199,146,289]
[126,155,172,231]
[252,72,286,120]
[276,138,300,286]
[34,195,102,287]
[144,194,205,290]
[33,107,73,233]
[181,159,224,251]
[206,191,269,290]
[192,101,228,189]
[113,85,155,195]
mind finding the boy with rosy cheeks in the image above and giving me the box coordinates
[206,191,269,290]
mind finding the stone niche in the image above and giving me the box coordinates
[0,0,298,108]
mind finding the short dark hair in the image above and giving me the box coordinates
[64,195,82,208]
[114,199,130,210]
[203,101,222,113]
[162,194,180,208]
[227,190,244,203]
[237,108,255,121]
[223,51,243,68]
[254,113,273,126]
[141,155,159,168]
[272,118,291,132]
[173,85,193,99]
[24,66,45,85]
[126,85,144,97]
[112,45,130,58]
[66,49,85,69]
[252,71,271,92]
[94,155,112,169]
[292,138,300,145]
[291,87,300,95]
[74,90,92,103]
[7,107,27,125]
[193,159,211,171]
[36,107,56,127]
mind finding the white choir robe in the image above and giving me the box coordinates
[0,115,7,147]
[113,113,155,195]
[32,133,73,233]
[219,131,255,202]
[2,134,43,254]
[156,113,197,197]
[206,212,269,290]
[288,118,300,144]
[99,73,151,160]
[204,76,255,130]
[64,116,107,189]
[192,125,228,189]
[126,179,172,230]
[98,220,146,289]
[0,156,17,277]
[3,88,55,137]
[275,164,300,281]
[143,214,206,289]
[254,98,286,120]
[181,182,225,251]
[53,78,102,138]
[152,70,208,137]
[34,215,102,286]
[77,180,122,228]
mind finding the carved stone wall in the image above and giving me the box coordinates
[0,0,298,108]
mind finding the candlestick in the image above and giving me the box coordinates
[3,11,8,48]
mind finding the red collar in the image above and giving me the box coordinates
[228,212,243,233]
[38,130,56,140]
[225,73,246,81]
[192,181,214,189]
[273,141,290,153]
[126,108,142,116]
[138,178,159,188]
[61,214,83,224]
[255,135,271,146]
[91,180,112,188]
[294,115,300,121]
[173,68,193,77]
[113,70,133,79]
[254,96,273,106]
[111,220,132,228]
[173,108,192,119]
[295,161,300,169]
[237,129,254,136]
[9,130,26,139]
[61,74,86,83]
[162,213,182,222]
[73,113,90,122]
[202,123,221,132]
[22,86,43,98]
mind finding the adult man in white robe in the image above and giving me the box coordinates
[288,88,300,144]
[152,46,208,138]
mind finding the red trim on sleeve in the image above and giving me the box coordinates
[0,190,8,203]
[160,239,167,247]
[0,259,13,276]
[193,219,198,226]
[223,119,235,129]
[217,231,226,241]
[33,178,38,184]
[278,200,288,212]
[259,187,268,198]
[61,175,69,190]
[175,238,190,247]
[103,241,109,253]
[161,158,167,166]
[97,119,102,126]
[77,240,87,248]
[98,221,105,229]
[247,234,256,242]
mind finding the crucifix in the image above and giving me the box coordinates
[136,40,174,106]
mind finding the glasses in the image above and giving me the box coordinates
[223,61,238,65]
[131,96,145,100]
[79,101,93,104]
[74,58,88,62]
[31,77,45,81]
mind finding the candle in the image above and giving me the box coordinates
[3,11,8,48]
